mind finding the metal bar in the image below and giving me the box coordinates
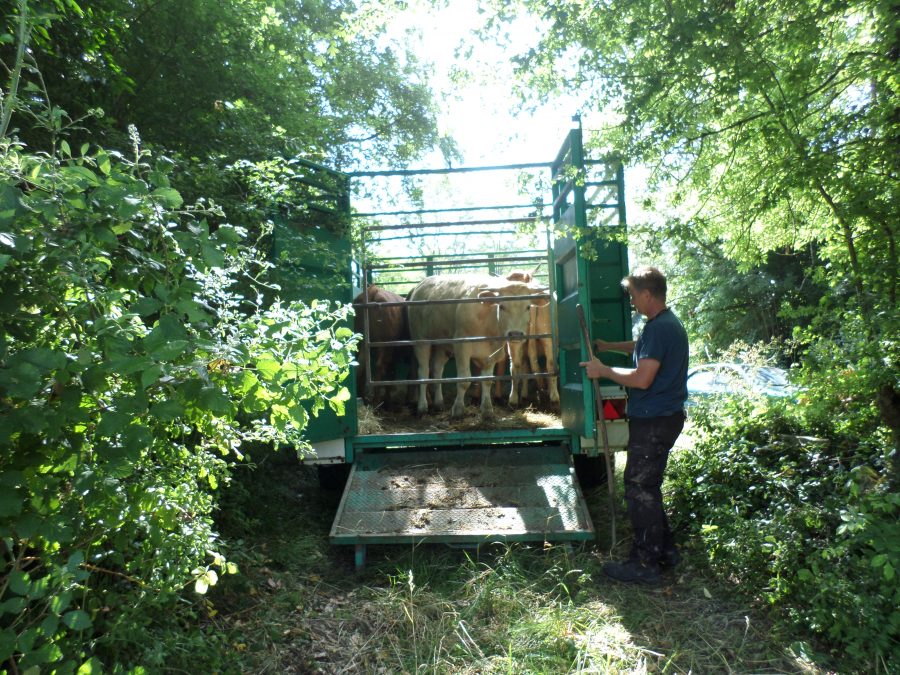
[375,249,544,262]
[355,292,549,308]
[292,156,350,177]
[353,203,551,218]
[375,229,536,242]
[362,217,546,233]
[367,332,553,347]
[368,372,559,386]
[349,161,553,177]
[367,257,548,272]
[553,181,575,211]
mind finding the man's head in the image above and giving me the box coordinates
[622,266,667,301]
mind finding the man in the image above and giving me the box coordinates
[580,266,689,585]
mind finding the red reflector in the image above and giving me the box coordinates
[603,400,620,419]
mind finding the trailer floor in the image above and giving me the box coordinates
[357,402,562,435]
[330,445,593,569]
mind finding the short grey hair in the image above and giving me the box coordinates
[622,266,667,300]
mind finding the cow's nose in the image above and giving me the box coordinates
[506,330,526,339]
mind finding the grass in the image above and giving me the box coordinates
[205,446,832,674]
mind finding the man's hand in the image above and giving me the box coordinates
[580,357,609,380]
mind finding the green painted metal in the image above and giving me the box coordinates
[552,123,630,447]
[329,445,595,550]
[352,427,572,450]
[270,163,358,444]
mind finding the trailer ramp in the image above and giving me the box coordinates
[330,445,594,569]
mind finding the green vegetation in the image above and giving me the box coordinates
[1,0,897,671]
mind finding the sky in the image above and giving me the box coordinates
[354,0,648,268]
[380,1,582,167]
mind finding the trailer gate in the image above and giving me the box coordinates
[330,444,594,569]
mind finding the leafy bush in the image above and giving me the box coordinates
[0,132,356,671]
[669,370,899,671]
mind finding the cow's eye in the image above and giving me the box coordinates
[498,304,507,312]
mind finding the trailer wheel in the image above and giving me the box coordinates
[573,455,611,489]
[317,463,351,491]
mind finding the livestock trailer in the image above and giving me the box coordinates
[275,124,632,569]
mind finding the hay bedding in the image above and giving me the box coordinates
[356,401,562,435]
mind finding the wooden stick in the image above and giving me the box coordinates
[576,304,617,549]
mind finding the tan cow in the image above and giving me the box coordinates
[407,274,547,419]
[509,302,559,407]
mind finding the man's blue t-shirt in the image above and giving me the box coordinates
[627,309,689,418]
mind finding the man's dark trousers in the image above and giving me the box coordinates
[624,412,686,566]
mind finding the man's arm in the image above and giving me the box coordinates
[580,357,661,390]
[593,339,636,355]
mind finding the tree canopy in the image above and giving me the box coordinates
[3,0,442,166]
[483,0,898,349]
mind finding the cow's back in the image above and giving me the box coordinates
[407,275,490,340]
[354,285,407,342]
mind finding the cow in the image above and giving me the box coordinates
[407,274,547,419]
[509,302,559,407]
[352,285,409,406]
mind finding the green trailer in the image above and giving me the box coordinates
[279,125,631,569]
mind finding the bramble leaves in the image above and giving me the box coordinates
[0,134,357,670]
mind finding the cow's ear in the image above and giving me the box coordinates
[533,297,550,308]
[478,290,500,304]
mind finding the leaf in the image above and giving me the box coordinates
[131,296,162,317]
[50,590,73,613]
[78,657,104,674]
[150,399,184,421]
[198,386,233,415]
[97,411,130,437]
[150,339,190,362]
[62,610,92,631]
[61,165,101,187]
[143,314,189,353]
[213,224,243,243]
[0,628,15,662]
[141,364,164,389]
[8,570,30,596]
[194,569,218,595]
[96,151,111,176]
[256,358,281,379]
[0,362,44,399]
[201,242,226,268]
[19,347,67,371]
[152,187,183,209]
[702,587,712,599]
[0,490,23,518]
[884,562,895,581]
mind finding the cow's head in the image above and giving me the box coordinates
[478,282,549,339]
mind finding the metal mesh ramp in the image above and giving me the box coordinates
[330,445,594,568]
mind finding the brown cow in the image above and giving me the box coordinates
[353,285,409,406]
